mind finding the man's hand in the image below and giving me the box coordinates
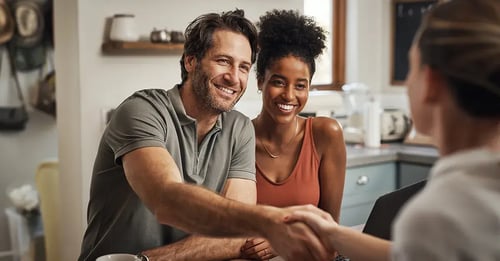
[261,206,331,261]
[284,205,339,257]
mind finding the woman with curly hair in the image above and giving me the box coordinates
[285,0,500,260]
[240,9,346,260]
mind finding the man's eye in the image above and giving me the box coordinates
[240,65,250,73]
[217,59,230,64]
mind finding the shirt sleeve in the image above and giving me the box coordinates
[104,94,167,165]
[227,116,256,181]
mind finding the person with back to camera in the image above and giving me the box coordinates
[78,9,331,261]
[284,0,500,260]
[239,10,347,260]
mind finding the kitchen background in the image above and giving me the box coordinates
[0,0,411,260]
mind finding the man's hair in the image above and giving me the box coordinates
[179,9,258,84]
[255,9,326,82]
[416,0,500,118]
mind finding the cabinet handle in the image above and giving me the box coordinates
[356,175,369,185]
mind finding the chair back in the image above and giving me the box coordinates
[362,179,427,240]
[35,160,60,261]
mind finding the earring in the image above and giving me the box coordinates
[257,89,262,94]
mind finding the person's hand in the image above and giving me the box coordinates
[262,206,332,261]
[284,205,339,255]
[239,238,276,260]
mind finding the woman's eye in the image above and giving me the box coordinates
[271,80,285,86]
[296,84,307,90]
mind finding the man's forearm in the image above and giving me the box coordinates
[143,236,246,261]
[154,183,278,238]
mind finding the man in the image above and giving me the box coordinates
[79,9,329,261]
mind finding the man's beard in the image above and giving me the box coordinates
[191,64,241,114]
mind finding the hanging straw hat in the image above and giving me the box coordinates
[0,0,15,44]
[11,0,45,48]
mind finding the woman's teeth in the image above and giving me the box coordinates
[277,104,294,111]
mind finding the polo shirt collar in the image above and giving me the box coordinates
[167,85,223,130]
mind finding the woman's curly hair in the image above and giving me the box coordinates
[256,9,327,81]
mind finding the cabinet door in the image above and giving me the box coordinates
[340,163,396,226]
[398,163,431,189]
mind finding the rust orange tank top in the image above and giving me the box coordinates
[256,117,320,207]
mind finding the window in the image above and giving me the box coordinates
[304,0,346,90]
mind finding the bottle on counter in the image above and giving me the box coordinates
[363,95,381,148]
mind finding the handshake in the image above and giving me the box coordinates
[248,205,341,261]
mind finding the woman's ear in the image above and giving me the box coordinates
[423,66,447,104]
[257,78,264,91]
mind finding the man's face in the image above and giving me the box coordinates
[191,30,252,113]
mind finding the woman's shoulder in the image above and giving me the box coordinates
[310,116,343,139]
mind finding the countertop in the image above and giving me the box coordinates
[346,143,439,168]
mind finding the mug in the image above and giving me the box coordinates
[96,253,141,261]
[109,14,139,42]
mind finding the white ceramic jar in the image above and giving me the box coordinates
[109,14,139,42]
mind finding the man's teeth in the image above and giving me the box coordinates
[218,86,235,94]
[278,104,294,111]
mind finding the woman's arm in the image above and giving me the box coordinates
[313,117,347,222]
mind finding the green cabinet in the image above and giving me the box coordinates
[397,163,431,189]
[340,163,396,226]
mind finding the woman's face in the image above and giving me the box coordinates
[258,55,310,124]
[405,44,433,135]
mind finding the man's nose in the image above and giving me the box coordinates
[223,67,239,85]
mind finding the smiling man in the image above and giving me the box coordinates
[79,9,260,261]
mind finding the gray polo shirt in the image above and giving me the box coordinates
[79,85,256,261]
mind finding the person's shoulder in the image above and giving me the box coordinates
[311,116,343,140]
[224,110,251,123]
[130,88,169,100]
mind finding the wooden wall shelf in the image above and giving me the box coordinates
[101,41,184,55]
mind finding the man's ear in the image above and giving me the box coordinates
[184,55,196,72]
[423,66,447,104]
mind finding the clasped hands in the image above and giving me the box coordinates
[241,205,338,261]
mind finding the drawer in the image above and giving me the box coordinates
[343,163,396,196]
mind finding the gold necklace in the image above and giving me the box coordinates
[259,118,299,159]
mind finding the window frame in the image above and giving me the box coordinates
[312,0,346,91]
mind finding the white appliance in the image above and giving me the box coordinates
[344,108,411,144]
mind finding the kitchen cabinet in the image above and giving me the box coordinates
[397,162,431,189]
[340,163,396,226]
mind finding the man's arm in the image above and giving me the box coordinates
[140,179,256,260]
[122,146,330,261]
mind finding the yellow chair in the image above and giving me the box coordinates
[35,160,60,261]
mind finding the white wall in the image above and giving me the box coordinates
[55,0,302,259]
[346,0,409,112]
